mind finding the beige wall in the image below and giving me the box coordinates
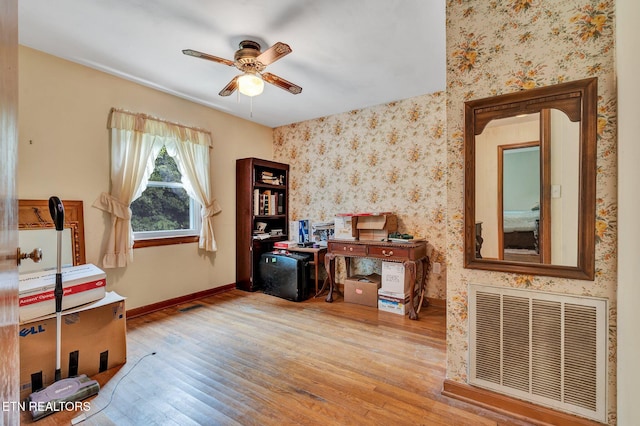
[18,46,273,309]
[616,0,640,423]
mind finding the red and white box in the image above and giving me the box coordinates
[274,240,298,249]
[19,263,107,322]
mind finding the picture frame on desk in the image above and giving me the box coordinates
[290,219,310,244]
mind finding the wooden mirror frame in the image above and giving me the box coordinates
[464,78,597,280]
[18,199,86,266]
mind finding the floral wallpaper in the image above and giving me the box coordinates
[273,93,447,300]
[446,0,617,423]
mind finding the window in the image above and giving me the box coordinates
[95,108,219,268]
[131,146,201,243]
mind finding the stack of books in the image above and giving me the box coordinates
[260,171,281,185]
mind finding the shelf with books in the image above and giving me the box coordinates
[253,188,285,216]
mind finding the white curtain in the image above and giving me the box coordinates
[165,139,221,251]
[93,108,219,268]
[93,128,161,268]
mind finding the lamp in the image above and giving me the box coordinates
[238,73,264,97]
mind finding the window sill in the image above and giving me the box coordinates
[134,235,199,249]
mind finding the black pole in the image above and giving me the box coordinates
[49,196,64,382]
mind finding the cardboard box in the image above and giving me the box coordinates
[378,289,410,315]
[19,263,107,322]
[334,215,357,240]
[381,261,410,294]
[344,273,381,307]
[19,291,126,400]
[355,214,397,241]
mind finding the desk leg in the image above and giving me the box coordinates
[313,251,320,296]
[324,253,336,303]
[314,277,330,298]
[404,260,419,320]
[420,257,430,309]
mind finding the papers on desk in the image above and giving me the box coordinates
[388,237,426,243]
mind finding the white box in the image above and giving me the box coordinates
[334,215,356,240]
[381,261,409,294]
[378,289,410,315]
[19,263,107,322]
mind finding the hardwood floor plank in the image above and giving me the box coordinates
[20,290,537,425]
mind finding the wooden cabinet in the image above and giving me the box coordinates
[236,158,289,291]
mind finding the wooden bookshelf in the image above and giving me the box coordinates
[236,158,289,291]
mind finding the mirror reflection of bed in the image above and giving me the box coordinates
[18,199,86,273]
[503,210,540,262]
[501,144,541,263]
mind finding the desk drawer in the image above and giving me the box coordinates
[329,242,367,256]
[368,245,410,260]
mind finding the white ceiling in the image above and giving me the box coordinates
[18,0,446,128]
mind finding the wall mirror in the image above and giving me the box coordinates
[464,78,596,280]
[18,200,86,273]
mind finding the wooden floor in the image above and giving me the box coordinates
[21,290,536,425]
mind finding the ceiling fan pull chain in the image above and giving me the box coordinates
[250,96,254,118]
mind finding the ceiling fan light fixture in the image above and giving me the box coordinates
[238,73,264,97]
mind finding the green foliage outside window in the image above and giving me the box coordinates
[131,146,191,232]
[149,145,181,183]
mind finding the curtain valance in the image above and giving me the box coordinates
[108,108,213,147]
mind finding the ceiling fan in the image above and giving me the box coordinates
[182,40,302,97]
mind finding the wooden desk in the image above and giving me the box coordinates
[324,240,429,320]
[286,246,327,297]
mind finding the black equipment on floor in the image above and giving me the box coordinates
[259,251,311,302]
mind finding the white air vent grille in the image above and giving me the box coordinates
[468,284,607,423]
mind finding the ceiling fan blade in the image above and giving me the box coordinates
[219,75,239,96]
[182,49,234,67]
[256,42,292,66]
[262,72,302,95]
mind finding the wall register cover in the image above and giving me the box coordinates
[468,284,607,423]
